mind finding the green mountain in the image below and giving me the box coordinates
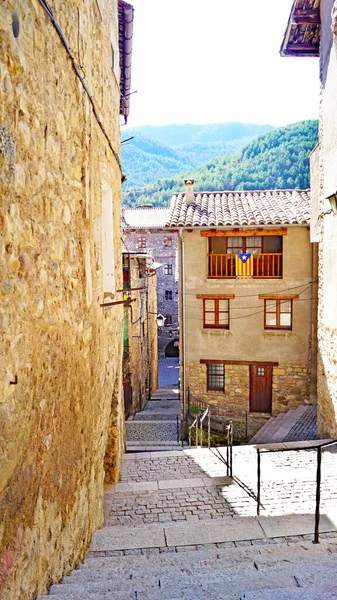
[123,120,318,208]
[121,122,274,189]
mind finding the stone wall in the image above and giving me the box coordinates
[123,256,158,417]
[0,1,124,598]
[314,0,337,438]
[186,361,309,440]
[123,228,179,356]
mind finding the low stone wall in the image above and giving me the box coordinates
[272,366,310,415]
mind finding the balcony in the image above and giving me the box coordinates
[208,253,282,279]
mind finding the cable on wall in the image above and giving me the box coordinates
[38,0,122,172]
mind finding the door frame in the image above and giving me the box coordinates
[249,364,273,414]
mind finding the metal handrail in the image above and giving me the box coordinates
[199,405,210,449]
[189,416,198,448]
[256,438,337,544]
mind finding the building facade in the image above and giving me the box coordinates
[166,190,316,440]
[281,0,337,439]
[122,252,158,417]
[0,1,133,598]
[123,207,179,357]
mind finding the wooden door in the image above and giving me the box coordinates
[250,365,272,413]
[123,379,133,419]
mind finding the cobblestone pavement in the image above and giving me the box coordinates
[120,455,208,482]
[105,486,234,526]
[284,405,317,441]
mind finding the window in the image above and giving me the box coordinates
[165,314,172,326]
[138,237,146,248]
[203,298,229,329]
[207,364,225,392]
[264,299,292,330]
[164,264,173,275]
[165,290,173,300]
[257,367,265,377]
[164,236,172,247]
[208,235,283,279]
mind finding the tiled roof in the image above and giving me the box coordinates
[165,190,310,228]
[123,207,170,229]
[280,0,320,57]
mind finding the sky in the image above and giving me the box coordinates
[125,0,320,129]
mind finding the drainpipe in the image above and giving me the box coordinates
[179,228,187,419]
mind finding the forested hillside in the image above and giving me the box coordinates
[121,122,274,189]
[123,120,318,208]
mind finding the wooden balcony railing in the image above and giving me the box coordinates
[208,253,282,278]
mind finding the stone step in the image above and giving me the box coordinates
[249,409,299,444]
[132,413,179,421]
[41,556,337,598]
[126,443,182,453]
[126,421,179,442]
[63,538,336,582]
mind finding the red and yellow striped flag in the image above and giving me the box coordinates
[235,254,253,277]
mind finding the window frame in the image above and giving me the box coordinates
[264,298,293,331]
[164,264,173,275]
[164,314,173,326]
[164,236,172,247]
[207,363,225,392]
[138,236,146,249]
[203,298,230,329]
[165,290,173,301]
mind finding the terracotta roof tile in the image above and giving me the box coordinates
[165,190,310,228]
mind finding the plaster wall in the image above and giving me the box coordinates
[0,1,124,598]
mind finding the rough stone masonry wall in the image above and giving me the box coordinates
[0,2,124,599]
[315,0,337,439]
[186,362,309,440]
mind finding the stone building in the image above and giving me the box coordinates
[123,207,179,357]
[0,1,133,598]
[122,251,158,417]
[281,0,337,439]
[166,190,317,439]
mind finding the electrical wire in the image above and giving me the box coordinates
[38,0,122,171]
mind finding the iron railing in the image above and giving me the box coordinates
[256,439,337,544]
[188,406,211,449]
[187,388,247,440]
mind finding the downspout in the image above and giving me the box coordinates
[179,229,187,419]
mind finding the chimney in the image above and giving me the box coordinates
[184,178,195,205]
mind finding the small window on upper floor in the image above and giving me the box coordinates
[138,237,146,248]
[165,314,173,326]
[203,298,229,329]
[264,299,292,330]
[164,236,172,247]
[164,264,173,275]
[165,290,173,300]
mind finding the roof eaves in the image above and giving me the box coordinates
[280,0,320,58]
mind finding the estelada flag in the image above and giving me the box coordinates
[235,253,253,276]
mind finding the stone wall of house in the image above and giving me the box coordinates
[0,2,124,598]
[123,256,158,416]
[314,0,337,438]
[272,366,310,414]
[123,227,179,356]
[186,361,310,440]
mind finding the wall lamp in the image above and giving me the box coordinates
[156,314,166,328]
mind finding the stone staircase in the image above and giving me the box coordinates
[38,441,337,600]
[126,389,181,453]
[248,404,316,445]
